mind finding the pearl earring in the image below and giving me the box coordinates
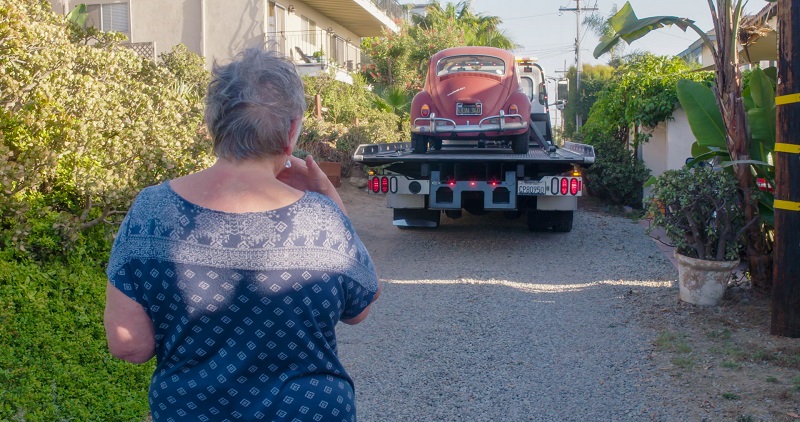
[285,159,292,169]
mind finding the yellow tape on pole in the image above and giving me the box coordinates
[775,143,800,154]
[776,93,800,106]
[774,200,800,212]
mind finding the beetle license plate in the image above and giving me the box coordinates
[517,180,547,195]
[456,103,481,115]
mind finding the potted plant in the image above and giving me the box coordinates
[312,50,325,64]
[645,167,752,305]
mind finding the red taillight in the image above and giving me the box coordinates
[509,104,519,115]
[561,178,569,195]
[381,176,389,193]
[570,178,579,195]
[421,104,430,117]
[371,177,380,193]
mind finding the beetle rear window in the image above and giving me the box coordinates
[436,55,506,76]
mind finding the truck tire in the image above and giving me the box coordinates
[512,129,530,154]
[552,211,574,233]
[526,210,548,232]
[432,138,443,150]
[412,134,428,154]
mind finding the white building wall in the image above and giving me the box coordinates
[641,108,698,179]
[665,108,696,172]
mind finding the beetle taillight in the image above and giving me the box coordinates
[509,104,519,115]
[421,104,430,117]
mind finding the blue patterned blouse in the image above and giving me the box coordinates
[106,182,379,422]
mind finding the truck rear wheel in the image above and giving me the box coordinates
[412,134,428,154]
[512,129,530,154]
[552,211,574,233]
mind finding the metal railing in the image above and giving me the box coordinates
[371,0,408,22]
[268,30,363,72]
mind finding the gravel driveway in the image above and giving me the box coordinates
[334,183,691,421]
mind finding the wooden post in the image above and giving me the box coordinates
[771,0,800,338]
[315,94,322,119]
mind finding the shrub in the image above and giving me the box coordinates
[646,167,748,261]
[0,0,212,260]
[0,247,153,421]
[578,129,651,208]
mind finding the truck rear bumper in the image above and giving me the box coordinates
[412,112,527,136]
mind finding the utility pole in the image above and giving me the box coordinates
[560,0,597,130]
[771,0,800,338]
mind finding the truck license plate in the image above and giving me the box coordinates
[456,103,481,115]
[517,180,546,195]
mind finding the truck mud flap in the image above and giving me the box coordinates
[393,208,441,228]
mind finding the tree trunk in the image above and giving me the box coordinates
[711,1,772,289]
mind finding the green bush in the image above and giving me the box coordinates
[0,0,213,260]
[0,247,153,421]
[578,128,651,208]
[300,72,407,177]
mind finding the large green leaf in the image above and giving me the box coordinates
[593,2,699,58]
[676,79,727,149]
[66,4,87,27]
[746,67,776,161]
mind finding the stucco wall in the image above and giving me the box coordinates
[665,108,696,171]
[641,107,697,179]
[130,0,203,58]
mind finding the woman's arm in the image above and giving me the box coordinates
[103,282,156,364]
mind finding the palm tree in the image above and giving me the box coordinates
[413,1,518,49]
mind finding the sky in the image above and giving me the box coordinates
[401,0,768,80]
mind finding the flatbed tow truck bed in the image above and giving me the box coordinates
[353,141,595,166]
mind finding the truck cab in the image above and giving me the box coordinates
[516,58,553,145]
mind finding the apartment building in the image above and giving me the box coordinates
[49,0,404,79]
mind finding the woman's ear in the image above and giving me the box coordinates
[286,118,302,156]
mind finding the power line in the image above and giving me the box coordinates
[559,0,598,130]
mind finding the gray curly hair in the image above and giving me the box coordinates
[204,48,307,160]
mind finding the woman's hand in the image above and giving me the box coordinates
[278,155,348,215]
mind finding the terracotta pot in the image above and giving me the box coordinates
[317,161,342,187]
[674,252,739,306]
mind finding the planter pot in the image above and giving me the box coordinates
[674,252,739,306]
[317,161,342,187]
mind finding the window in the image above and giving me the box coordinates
[436,55,506,76]
[301,15,316,46]
[85,3,130,39]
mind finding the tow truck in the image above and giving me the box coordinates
[353,50,595,232]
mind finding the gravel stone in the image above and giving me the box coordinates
[336,185,692,421]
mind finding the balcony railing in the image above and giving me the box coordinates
[371,0,408,22]
[268,30,363,72]
[125,41,157,61]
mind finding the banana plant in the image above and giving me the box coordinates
[678,68,776,227]
[593,0,777,289]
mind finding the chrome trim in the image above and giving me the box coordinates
[412,112,527,134]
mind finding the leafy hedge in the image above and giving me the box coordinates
[1,2,406,420]
[0,248,154,421]
[1,0,209,419]
[578,53,712,208]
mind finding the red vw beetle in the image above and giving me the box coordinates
[410,46,531,154]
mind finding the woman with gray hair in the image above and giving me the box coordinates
[103,47,381,421]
